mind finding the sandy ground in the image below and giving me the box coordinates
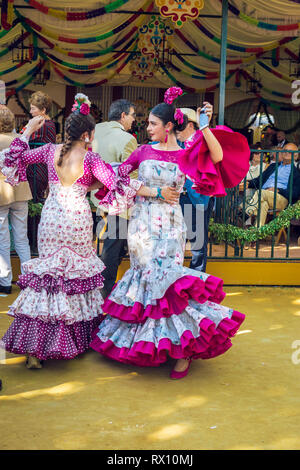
[1,285,300,450]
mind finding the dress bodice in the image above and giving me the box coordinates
[138,158,186,191]
[120,145,187,192]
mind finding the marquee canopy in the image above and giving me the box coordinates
[1,0,300,108]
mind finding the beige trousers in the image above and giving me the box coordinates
[245,189,288,226]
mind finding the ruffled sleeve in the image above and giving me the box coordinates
[178,126,250,197]
[88,151,143,216]
[0,136,51,186]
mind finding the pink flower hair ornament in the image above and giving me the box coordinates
[164,86,183,105]
[174,108,184,125]
[71,93,91,115]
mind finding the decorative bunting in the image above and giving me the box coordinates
[174,28,298,65]
[52,49,136,87]
[1,0,14,30]
[271,48,280,67]
[155,0,204,28]
[0,30,30,59]
[15,2,153,45]
[5,60,46,96]
[160,63,234,93]
[239,69,292,99]
[257,61,293,83]
[193,19,298,54]
[38,34,138,71]
[22,0,131,21]
[223,0,300,31]
[235,70,241,88]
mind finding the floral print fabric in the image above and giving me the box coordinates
[0,137,142,359]
[91,154,245,366]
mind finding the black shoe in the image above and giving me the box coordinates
[0,285,12,294]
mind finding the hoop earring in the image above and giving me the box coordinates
[164,129,169,143]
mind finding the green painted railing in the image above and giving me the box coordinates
[209,149,300,260]
[26,145,300,261]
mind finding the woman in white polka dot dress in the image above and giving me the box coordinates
[0,94,179,368]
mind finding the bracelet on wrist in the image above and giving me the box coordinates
[157,187,165,200]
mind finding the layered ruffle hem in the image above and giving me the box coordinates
[1,247,105,360]
[90,267,245,367]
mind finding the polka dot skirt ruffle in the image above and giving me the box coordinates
[1,316,103,360]
[17,272,104,295]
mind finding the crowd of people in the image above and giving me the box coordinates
[239,129,300,229]
[0,86,298,379]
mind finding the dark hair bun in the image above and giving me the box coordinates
[151,102,188,133]
[57,111,95,166]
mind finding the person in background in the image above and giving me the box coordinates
[245,142,267,193]
[0,106,32,294]
[269,145,283,165]
[245,142,300,226]
[276,130,289,148]
[261,125,277,148]
[90,87,249,379]
[91,99,138,299]
[90,104,102,124]
[239,142,267,227]
[0,93,170,368]
[176,105,214,273]
[26,91,56,203]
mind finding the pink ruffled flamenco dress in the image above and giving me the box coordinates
[90,126,250,367]
[0,136,142,360]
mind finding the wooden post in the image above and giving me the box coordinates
[218,0,228,126]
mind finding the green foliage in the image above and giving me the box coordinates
[209,201,300,244]
[28,200,43,217]
[28,198,300,245]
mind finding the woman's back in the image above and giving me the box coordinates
[53,144,88,188]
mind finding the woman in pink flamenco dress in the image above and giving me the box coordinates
[0,94,179,369]
[90,87,250,379]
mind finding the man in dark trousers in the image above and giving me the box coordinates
[91,99,137,298]
[176,105,214,273]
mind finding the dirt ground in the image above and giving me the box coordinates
[1,285,300,450]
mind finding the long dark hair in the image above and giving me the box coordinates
[150,102,188,133]
[57,111,95,166]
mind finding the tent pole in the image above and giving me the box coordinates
[218,0,228,126]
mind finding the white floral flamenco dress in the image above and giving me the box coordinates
[90,129,250,367]
[0,136,142,360]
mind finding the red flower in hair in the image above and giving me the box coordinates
[174,109,184,125]
[80,103,90,115]
[164,87,183,105]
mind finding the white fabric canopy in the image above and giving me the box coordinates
[1,0,300,106]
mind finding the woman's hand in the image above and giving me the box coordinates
[197,102,213,131]
[202,101,213,123]
[24,116,45,138]
[160,186,180,205]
